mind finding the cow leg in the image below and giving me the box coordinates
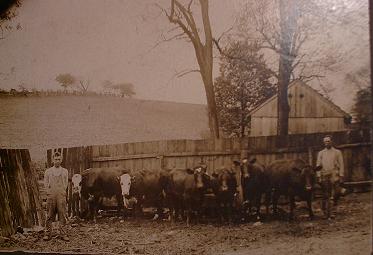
[265,190,271,218]
[228,202,233,224]
[154,195,164,220]
[272,191,279,218]
[306,194,314,220]
[288,192,295,221]
[255,193,262,221]
[115,194,126,219]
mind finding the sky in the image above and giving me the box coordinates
[0,0,369,112]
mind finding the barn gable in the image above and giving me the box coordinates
[250,80,349,118]
[248,80,350,136]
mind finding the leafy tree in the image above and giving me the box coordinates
[111,82,135,98]
[1,0,22,39]
[352,87,372,127]
[55,73,75,92]
[101,80,135,98]
[215,41,276,137]
[348,66,371,127]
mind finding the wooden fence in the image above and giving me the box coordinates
[0,149,44,237]
[47,129,371,214]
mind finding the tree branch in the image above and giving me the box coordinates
[175,68,200,78]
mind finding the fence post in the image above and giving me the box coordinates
[308,147,313,166]
[158,155,164,169]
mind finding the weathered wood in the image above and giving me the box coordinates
[343,180,372,185]
[0,149,42,237]
[48,129,371,197]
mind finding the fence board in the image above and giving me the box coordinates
[47,129,371,208]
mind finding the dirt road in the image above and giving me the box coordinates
[1,192,371,255]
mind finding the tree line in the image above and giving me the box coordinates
[1,1,370,135]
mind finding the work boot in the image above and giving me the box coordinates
[61,235,70,242]
[43,234,51,241]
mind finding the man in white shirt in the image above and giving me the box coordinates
[316,135,345,219]
[43,152,69,241]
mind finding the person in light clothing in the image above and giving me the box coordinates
[316,135,345,219]
[43,152,69,241]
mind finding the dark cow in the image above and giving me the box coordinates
[164,167,210,226]
[120,169,169,220]
[266,159,318,220]
[234,158,269,221]
[81,167,128,221]
[210,168,238,223]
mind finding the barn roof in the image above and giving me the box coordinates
[248,80,350,118]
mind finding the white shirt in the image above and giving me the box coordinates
[44,166,69,196]
[316,147,344,177]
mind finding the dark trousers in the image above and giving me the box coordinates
[320,174,341,218]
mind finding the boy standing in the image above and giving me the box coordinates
[43,152,69,241]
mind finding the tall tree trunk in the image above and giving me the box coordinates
[199,0,219,138]
[277,0,298,137]
[166,0,219,138]
[368,2,373,244]
[201,70,220,139]
[240,84,245,138]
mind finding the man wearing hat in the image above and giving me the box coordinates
[316,135,345,219]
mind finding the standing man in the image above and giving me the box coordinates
[43,151,69,241]
[316,135,345,219]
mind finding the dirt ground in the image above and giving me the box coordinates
[1,191,371,255]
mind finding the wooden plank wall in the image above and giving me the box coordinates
[47,129,371,210]
[47,129,370,180]
[0,149,44,237]
[90,138,245,174]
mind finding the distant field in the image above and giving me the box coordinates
[0,96,208,161]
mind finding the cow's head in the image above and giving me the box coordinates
[292,165,317,192]
[234,158,258,180]
[212,169,236,193]
[71,174,82,197]
[187,167,209,190]
[119,173,132,208]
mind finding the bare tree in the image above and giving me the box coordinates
[158,0,219,138]
[235,0,346,136]
[77,79,90,94]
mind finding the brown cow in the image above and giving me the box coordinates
[266,159,319,220]
[234,158,270,221]
[164,167,210,226]
[210,168,238,223]
[120,169,169,220]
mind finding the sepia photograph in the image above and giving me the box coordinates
[0,0,371,254]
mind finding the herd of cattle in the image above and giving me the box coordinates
[70,158,321,225]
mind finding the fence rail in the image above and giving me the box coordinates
[47,129,371,215]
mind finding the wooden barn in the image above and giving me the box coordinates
[249,80,351,136]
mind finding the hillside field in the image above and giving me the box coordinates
[0,96,208,161]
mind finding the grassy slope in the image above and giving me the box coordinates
[0,96,208,160]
